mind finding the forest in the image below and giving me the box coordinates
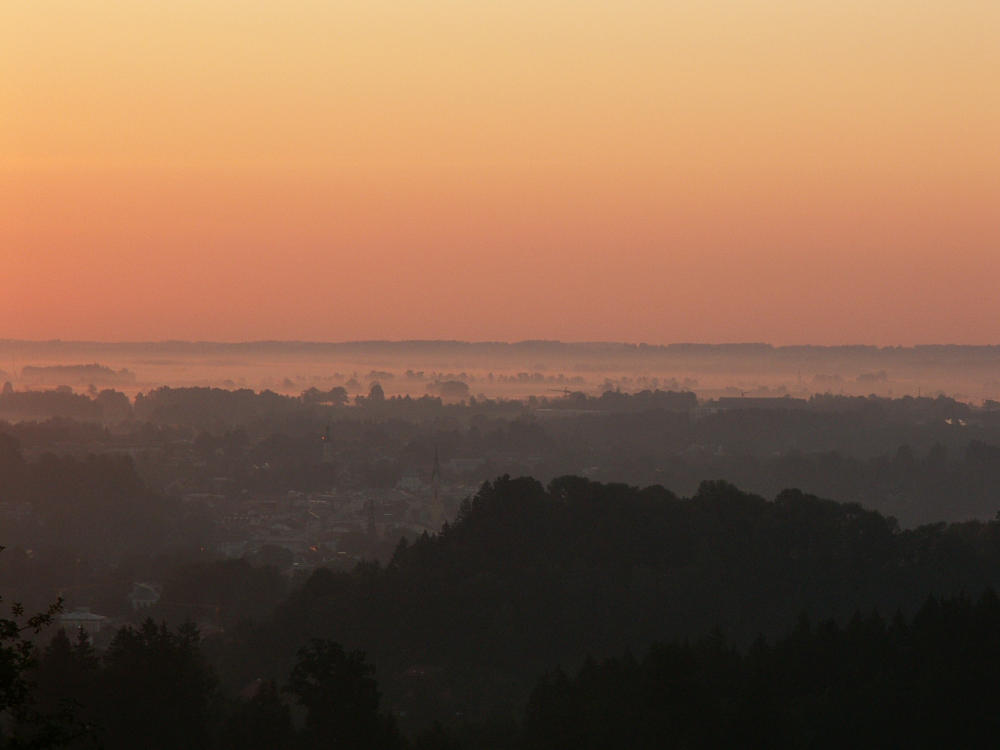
[7,475,1000,747]
[4,382,1000,746]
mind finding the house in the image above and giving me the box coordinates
[445,457,486,474]
[59,608,109,637]
[129,582,161,610]
[396,473,425,492]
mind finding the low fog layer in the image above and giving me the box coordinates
[2,340,999,403]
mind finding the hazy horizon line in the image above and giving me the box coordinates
[2,338,998,350]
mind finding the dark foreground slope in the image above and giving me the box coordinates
[226,476,1000,725]
[9,475,1000,748]
[524,591,1000,750]
[9,593,1000,750]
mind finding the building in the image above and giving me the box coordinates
[129,582,161,610]
[59,608,109,637]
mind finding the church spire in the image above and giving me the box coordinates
[430,447,444,529]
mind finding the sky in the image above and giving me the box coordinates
[3,0,998,344]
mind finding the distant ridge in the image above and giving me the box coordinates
[2,340,999,376]
[1,339,998,352]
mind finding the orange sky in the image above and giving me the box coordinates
[3,1,998,344]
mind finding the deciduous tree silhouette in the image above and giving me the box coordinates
[285,639,399,749]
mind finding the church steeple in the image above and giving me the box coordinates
[430,447,444,528]
[320,424,334,463]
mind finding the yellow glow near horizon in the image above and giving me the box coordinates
[3,1,999,343]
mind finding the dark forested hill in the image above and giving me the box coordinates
[226,476,1000,726]
[9,473,1000,746]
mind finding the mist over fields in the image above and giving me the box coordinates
[3,339,1000,403]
